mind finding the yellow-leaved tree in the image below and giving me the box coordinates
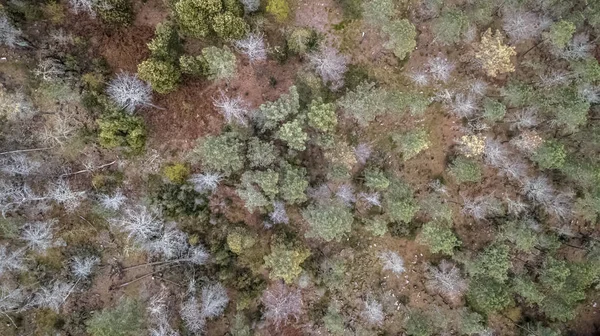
[475,29,516,77]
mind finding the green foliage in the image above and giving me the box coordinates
[237,186,269,212]
[539,85,590,131]
[86,300,145,336]
[154,183,207,218]
[364,169,390,191]
[501,80,535,107]
[280,162,308,204]
[276,119,308,151]
[574,193,600,222]
[384,179,419,223]
[266,0,290,22]
[448,156,482,184]
[393,128,430,161]
[175,0,221,38]
[323,303,345,335]
[264,241,310,283]
[223,0,244,16]
[337,81,389,126]
[137,59,181,94]
[303,201,354,242]
[404,310,434,336]
[418,221,460,255]
[321,257,348,290]
[363,216,389,236]
[457,309,486,335]
[307,98,337,132]
[230,313,251,336]
[499,221,538,253]
[227,227,257,254]
[179,55,207,75]
[258,86,300,130]
[148,21,181,62]
[163,163,190,184]
[381,19,417,60]
[467,277,512,314]
[431,8,469,45]
[212,12,248,40]
[361,0,394,26]
[97,111,146,152]
[540,257,570,291]
[512,276,545,306]
[287,28,318,55]
[482,97,506,122]
[571,57,600,83]
[247,138,278,168]
[202,46,237,81]
[193,131,245,175]
[466,244,511,283]
[241,169,280,199]
[532,140,566,169]
[96,0,133,25]
[544,20,576,49]
[420,195,453,223]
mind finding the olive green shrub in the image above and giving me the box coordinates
[303,201,354,242]
[137,59,181,94]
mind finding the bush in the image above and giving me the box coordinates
[363,216,389,236]
[381,19,417,60]
[431,8,469,45]
[154,183,207,218]
[193,131,245,175]
[393,128,430,161]
[96,0,133,25]
[226,227,257,254]
[223,0,244,16]
[276,119,307,151]
[257,85,300,130]
[539,257,570,291]
[240,170,279,199]
[364,169,390,191]
[266,0,290,22]
[264,241,310,283]
[532,140,566,170]
[499,220,538,253]
[179,55,207,75]
[404,310,434,336]
[86,300,145,336]
[202,46,237,81]
[280,162,308,204]
[466,244,511,283]
[148,21,181,62]
[247,138,278,168]
[361,0,394,26]
[212,12,248,40]
[175,0,222,38]
[475,29,516,77]
[137,59,181,94]
[303,201,353,242]
[512,276,545,305]
[482,97,506,122]
[323,303,345,335]
[448,157,482,184]
[337,81,389,126]
[384,179,419,223]
[287,28,318,55]
[501,80,535,107]
[307,98,337,133]
[418,221,460,255]
[97,111,146,152]
[163,163,190,184]
[544,20,576,49]
[467,278,512,314]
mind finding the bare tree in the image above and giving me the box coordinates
[407,70,429,87]
[502,10,549,43]
[0,89,37,121]
[40,113,78,147]
[30,281,74,312]
[309,47,348,90]
[0,154,40,176]
[427,55,455,83]
[148,290,180,336]
[261,282,303,329]
[20,221,55,253]
[469,80,488,96]
[508,108,539,130]
[0,283,25,314]
[200,283,229,319]
[521,176,555,207]
[483,138,508,168]
[557,32,592,60]
[449,93,477,119]
[98,189,127,211]
[539,70,570,88]
[68,0,98,16]
[270,201,289,224]
[48,179,86,212]
[578,84,600,104]
[379,250,405,275]
[0,15,22,48]
[354,143,372,165]
[461,195,503,220]
[358,192,381,208]
[504,196,528,216]
[235,33,267,62]
[335,183,356,206]
[213,91,251,125]
[188,173,223,193]
[497,158,529,182]
[362,296,384,325]
[107,73,153,114]
[0,246,25,276]
[70,256,100,279]
[425,260,468,302]
[147,225,189,260]
[180,296,206,334]
[0,182,49,217]
[240,0,260,12]
[34,58,66,82]
[307,184,332,204]
[111,205,163,244]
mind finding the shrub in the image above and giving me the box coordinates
[137,59,181,94]
[257,85,300,130]
[280,163,308,204]
[539,257,570,291]
[448,157,482,184]
[544,20,576,49]
[384,179,419,223]
[237,186,270,212]
[404,310,434,336]
[97,111,146,152]
[276,119,307,151]
[202,46,237,81]
[179,55,207,75]
[212,12,248,40]
[223,0,244,16]
[148,21,181,62]
[154,183,207,217]
[482,97,506,122]
[266,0,289,22]
[466,244,511,283]
[418,221,460,255]
[393,128,430,161]
[420,195,453,223]
[86,299,145,336]
[467,278,512,314]
[512,276,545,305]
[501,80,535,107]
[241,170,280,199]
[475,29,516,77]
[193,132,245,175]
[226,227,257,254]
[307,98,337,132]
[381,19,417,60]
[303,201,353,242]
[163,163,190,184]
[499,221,538,253]
[96,0,133,25]
[323,303,345,335]
[287,28,318,55]
[431,8,469,45]
[264,241,311,283]
[175,0,222,38]
[361,0,394,26]
[363,216,388,236]
[364,169,390,191]
[337,81,389,126]
[247,138,277,168]
[532,140,566,169]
